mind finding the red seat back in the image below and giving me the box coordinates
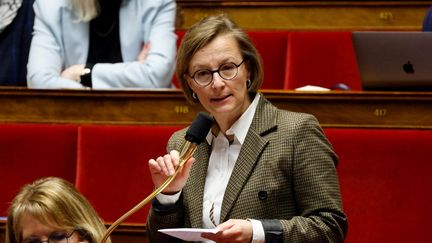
[248,31,289,90]
[0,124,78,217]
[324,128,432,243]
[75,125,184,223]
[285,32,362,90]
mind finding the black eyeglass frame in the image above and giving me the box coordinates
[188,59,245,87]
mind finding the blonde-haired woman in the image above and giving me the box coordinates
[27,0,177,89]
[6,177,111,243]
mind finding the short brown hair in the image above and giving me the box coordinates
[176,14,263,103]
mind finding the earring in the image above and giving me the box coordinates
[192,92,198,100]
[246,79,251,88]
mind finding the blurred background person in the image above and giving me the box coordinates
[147,14,346,243]
[6,177,111,243]
[27,0,177,89]
[0,0,35,86]
[423,6,432,31]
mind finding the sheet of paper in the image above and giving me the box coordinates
[295,85,330,91]
[158,228,220,241]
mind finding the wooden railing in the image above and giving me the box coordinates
[175,1,432,31]
[1,87,432,129]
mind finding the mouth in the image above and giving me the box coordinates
[210,94,232,103]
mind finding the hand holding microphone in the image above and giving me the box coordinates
[149,150,195,194]
[149,111,214,194]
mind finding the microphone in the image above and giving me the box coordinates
[178,112,214,168]
[98,112,214,243]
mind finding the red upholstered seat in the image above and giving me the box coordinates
[75,125,184,223]
[285,32,362,90]
[248,31,289,90]
[0,124,78,217]
[324,128,432,243]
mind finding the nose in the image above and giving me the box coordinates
[211,72,225,88]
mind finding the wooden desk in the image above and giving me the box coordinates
[0,220,148,243]
[176,1,432,31]
[1,87,432,129]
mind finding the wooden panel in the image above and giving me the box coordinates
[103,224,148,243]
[0,220,148,243]
[175,1,432,30]
[1,88,432,129]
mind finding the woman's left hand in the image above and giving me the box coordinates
[201,219,253,243]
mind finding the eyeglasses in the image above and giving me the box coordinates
[188,59,245,87]
[22,230,76,243]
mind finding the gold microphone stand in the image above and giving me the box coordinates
[98,141,196,243]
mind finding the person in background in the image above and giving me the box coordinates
[0,0,35,86]
[422,6,432,31]
[147,14,347,243]
[27,0,177,89]
[6,177,111,243]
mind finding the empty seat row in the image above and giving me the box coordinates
[0,124,183,223]
[2,123,432,243]
[174,31,363,91]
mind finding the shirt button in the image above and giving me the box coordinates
[258,190,268,200]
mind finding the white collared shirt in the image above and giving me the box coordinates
[201,93,263,243]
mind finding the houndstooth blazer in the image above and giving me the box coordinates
[147,93,347,243]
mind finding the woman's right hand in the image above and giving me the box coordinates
[137,42,151,63]
[61,64,85,82]
[148,150,195,194]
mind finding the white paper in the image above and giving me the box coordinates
[295,85,330,91]
[158,228,220,241]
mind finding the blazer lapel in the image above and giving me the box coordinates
[220,94,278,222]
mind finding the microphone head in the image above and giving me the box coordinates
[185,112,214,144]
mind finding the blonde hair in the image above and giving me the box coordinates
[6,177,111,243]
[72,0,100,22]
[176,14,263,103]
